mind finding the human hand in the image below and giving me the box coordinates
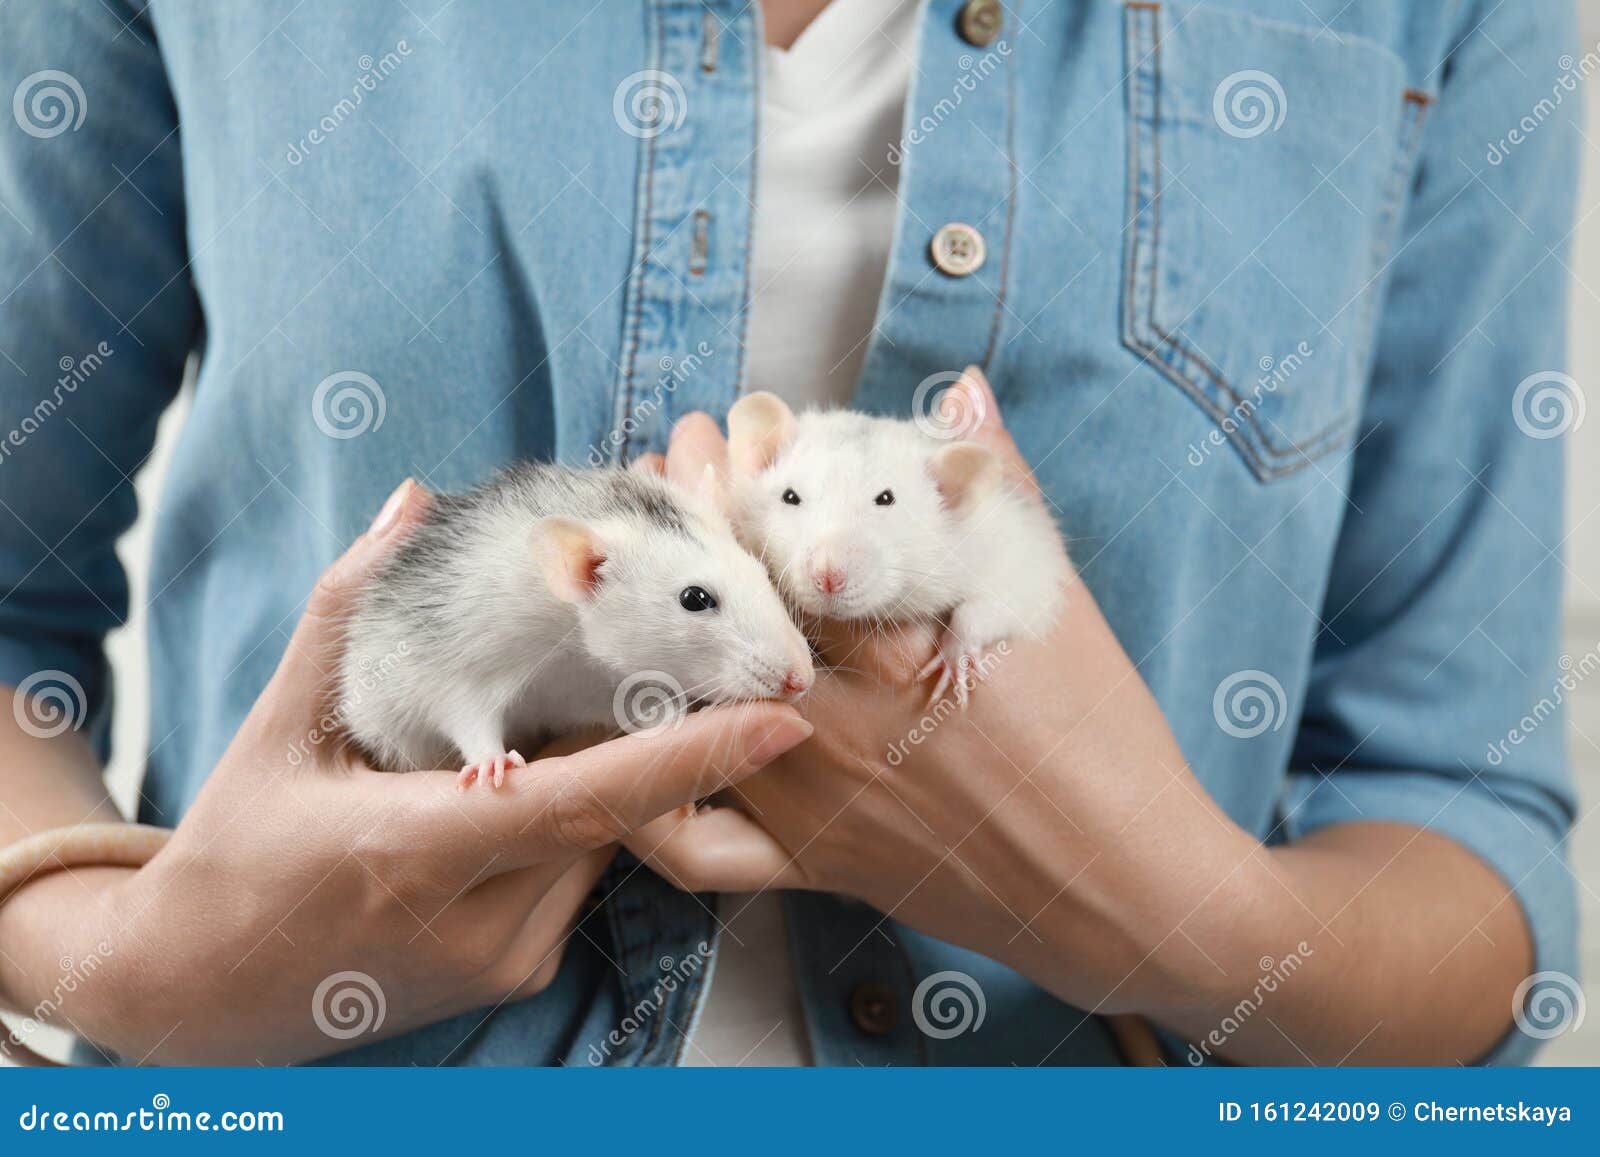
[624,379,1257,1019]
[4,480,811,1064]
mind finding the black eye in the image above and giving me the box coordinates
[782,488,802,506]
[678,585,718,612]
[874,489,895,506]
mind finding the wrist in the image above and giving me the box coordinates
[1023,806,1273,1020]
[1151,839,1289,1010]
[1131,838,1333,1067]
[0,866,138,1057]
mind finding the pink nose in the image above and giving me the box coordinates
[811,565,846,595]
[781,669,812,698]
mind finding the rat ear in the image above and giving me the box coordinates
[727,392,797,476]
[928,442,1002,514]
[531,517,609,604]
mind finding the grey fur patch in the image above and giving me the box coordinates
[366,463,693,620]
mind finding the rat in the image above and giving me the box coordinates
[725,389,1068,706]
[338,462,814,788]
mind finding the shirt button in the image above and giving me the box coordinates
[849,982,900,1036]
[958,0,1004,48]
[930,222,986,277]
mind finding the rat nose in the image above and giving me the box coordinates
[781,668,812,699]
[812,568,845,595]
[810,557,847,595]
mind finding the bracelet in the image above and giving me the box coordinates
[0,823,170,903]
[0,823,170,1068]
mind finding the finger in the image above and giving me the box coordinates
[423,703,812,869]
[623,804,804,892]
[269,479,430,715]
[948,365,1041,497]
[665,411,728,491]
[457,857,574,919]
[629,452,666,477]
[538,727,612,760]
[810,615,938,686]
[493,846,615,999]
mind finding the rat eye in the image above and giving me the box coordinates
[874,489,895,506]
[782,488,802,506]
[678,585,718,613]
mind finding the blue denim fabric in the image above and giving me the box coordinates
[0,0,1580,1065]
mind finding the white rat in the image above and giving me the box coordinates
[339,462,813,787]
[725,387,1068,706]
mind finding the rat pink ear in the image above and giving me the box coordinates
[531,517,609,604]
[927,442,1002,514]
[727,392,797,476]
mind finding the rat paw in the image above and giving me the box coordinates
[917,641,983,711]
[456,749,526,792]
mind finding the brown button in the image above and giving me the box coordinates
[849,982,900,1036]
[958,0,1003,48]
[930,222,986,277]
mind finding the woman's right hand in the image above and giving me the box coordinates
[0,480,811,1065]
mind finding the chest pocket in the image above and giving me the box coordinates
[1122,2,1428,481]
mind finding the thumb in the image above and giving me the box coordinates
[430,702,813,870]
[268,478,429,717]
[945,365,1041,497]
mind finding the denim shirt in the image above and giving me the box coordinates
[0,0,1581,1065]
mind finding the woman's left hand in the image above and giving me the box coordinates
[625,379,1262,1020]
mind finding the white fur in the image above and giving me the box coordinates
[338,466,811,773]
[729,407,1068,672]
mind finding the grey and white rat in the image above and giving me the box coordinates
[726,389,1068,705]
[339,462,813,787]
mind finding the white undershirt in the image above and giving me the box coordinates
[682,0,918,1068]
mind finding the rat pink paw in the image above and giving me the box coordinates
[456,749,526,792]
[917,641,983,710]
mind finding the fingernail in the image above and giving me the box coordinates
[747,715,813,766]
[938,390,959,422]
[961,367,995,426]
[371,479,413,537]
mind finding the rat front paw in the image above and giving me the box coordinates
[456,749,526,791]
[916,639,984,710]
